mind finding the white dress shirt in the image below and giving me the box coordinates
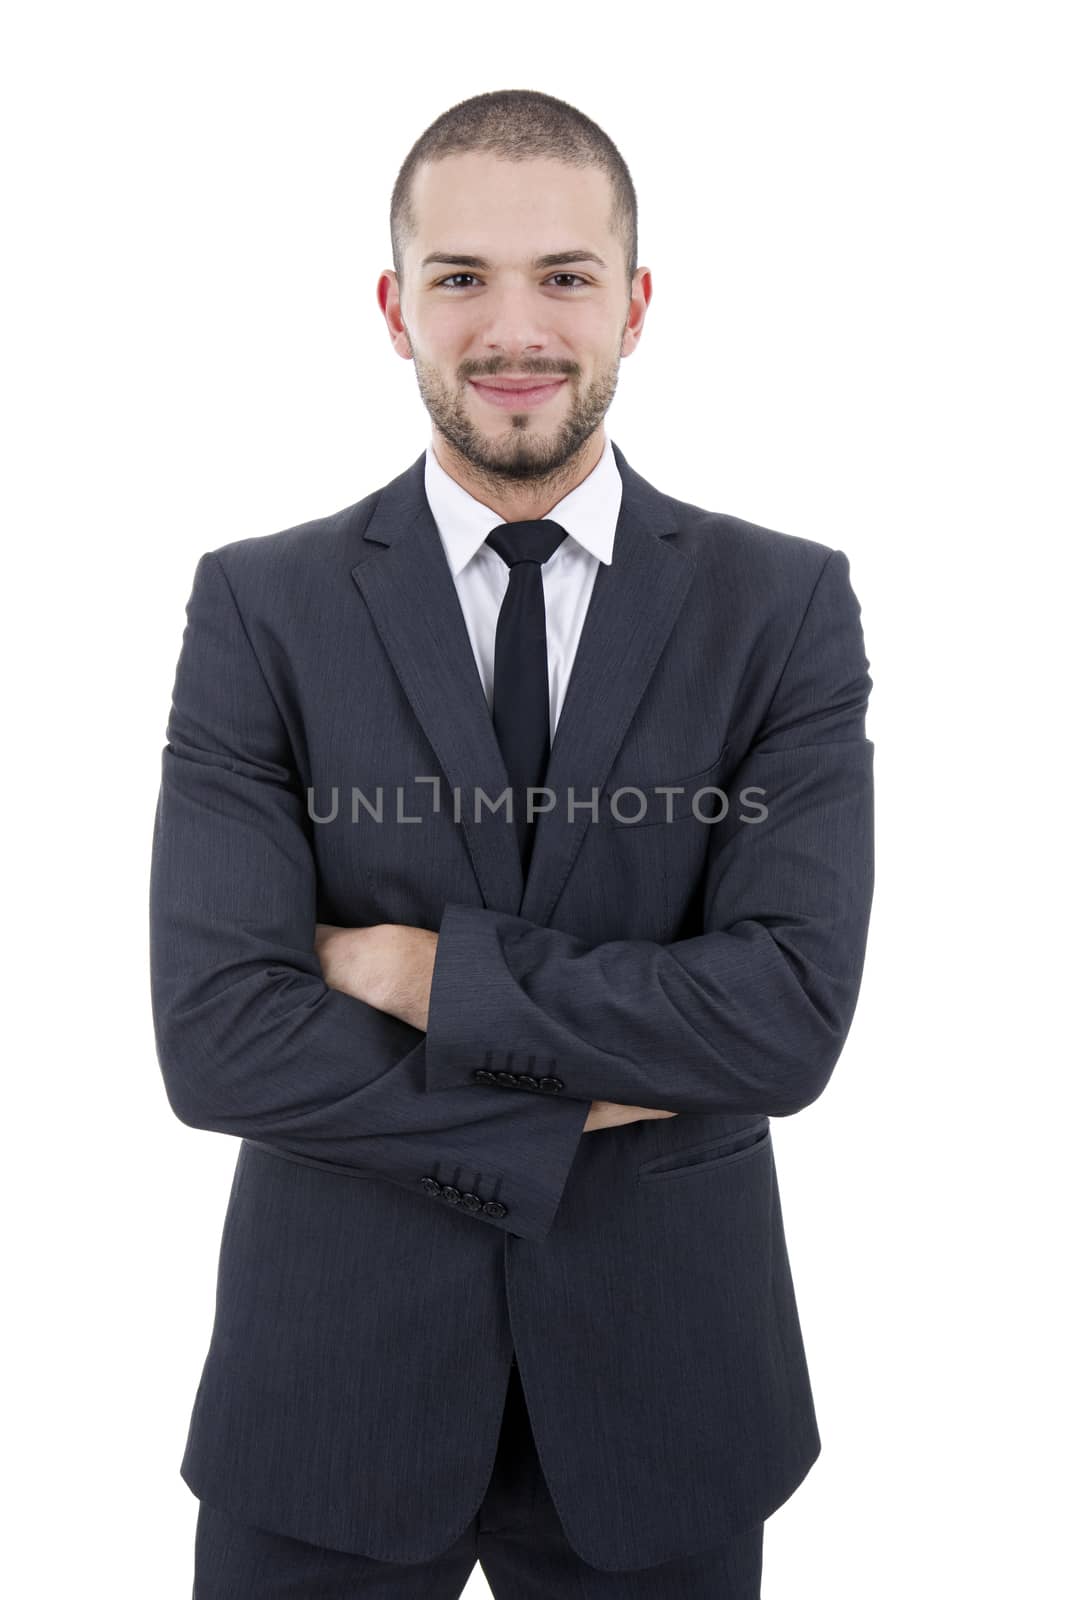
[423,432,622,743]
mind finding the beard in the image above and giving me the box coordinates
[410,348,622,496]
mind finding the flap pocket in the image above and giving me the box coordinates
[243,1139,375,1181]
[637,1117,770,1183]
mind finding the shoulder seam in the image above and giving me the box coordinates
[761,546,841,722]
[204,550,292,743]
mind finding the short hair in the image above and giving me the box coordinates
[390,89,638,292]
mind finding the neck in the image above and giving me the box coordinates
[431,427,605,523]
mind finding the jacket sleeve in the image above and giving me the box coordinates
[149,550,590,1243]
[424,548,875,1118]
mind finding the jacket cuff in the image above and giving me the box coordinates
[425,900,567,1094]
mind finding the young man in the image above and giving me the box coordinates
[151,88,875,1598]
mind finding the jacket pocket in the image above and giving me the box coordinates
[637,1118,770,1183]
[243,1139,375,1180]
[603,743,730,828]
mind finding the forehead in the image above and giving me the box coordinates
[409,152,614,249]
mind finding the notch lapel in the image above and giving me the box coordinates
[349,442,697,926]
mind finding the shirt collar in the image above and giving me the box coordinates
[424,431,621,579]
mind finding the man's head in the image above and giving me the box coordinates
[379,90,651,496]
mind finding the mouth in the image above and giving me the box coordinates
[468,378,567,410]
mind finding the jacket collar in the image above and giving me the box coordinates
[349,440,697,927]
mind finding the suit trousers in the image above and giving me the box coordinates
[192,1359,765,1598]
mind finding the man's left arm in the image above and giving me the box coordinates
[421,547,875,1120]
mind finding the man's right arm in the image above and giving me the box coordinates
[585,1102,677,1132]
[149,549,590,1242]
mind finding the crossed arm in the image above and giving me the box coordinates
[150,543,871,1239]
[313,920,437,1033]
[312,543,874,1128]
[312,922,677,1134]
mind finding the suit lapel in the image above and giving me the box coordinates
[350,441,697,925]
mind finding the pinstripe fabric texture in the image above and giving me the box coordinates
[192,1358,765,1595]
[149,440,875,1572]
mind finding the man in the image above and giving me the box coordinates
[151,88,875,1598]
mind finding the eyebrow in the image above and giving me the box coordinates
[420,250,608,272]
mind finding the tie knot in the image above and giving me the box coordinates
[485,519,569,569]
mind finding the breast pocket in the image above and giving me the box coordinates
[637,1118,770,1184]
[602,744,730,828]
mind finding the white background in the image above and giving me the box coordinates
[4,2,1063,1595]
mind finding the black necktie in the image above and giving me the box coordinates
[484,519,569,876]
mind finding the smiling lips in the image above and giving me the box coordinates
[469,378,567,410]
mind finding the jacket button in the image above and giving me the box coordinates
[441,1185,462,1204]
[496,1071,519,1087]
[459,1192,483,1212]
[482,1200,508,1219]
[472,1069,495,1084]
[539,1076,565,1093]
[420,1177,442,1195]
[517,1074,539,1090]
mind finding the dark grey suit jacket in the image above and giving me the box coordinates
[149,439,875,1572]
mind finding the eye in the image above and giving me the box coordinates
[435,273,589,290]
